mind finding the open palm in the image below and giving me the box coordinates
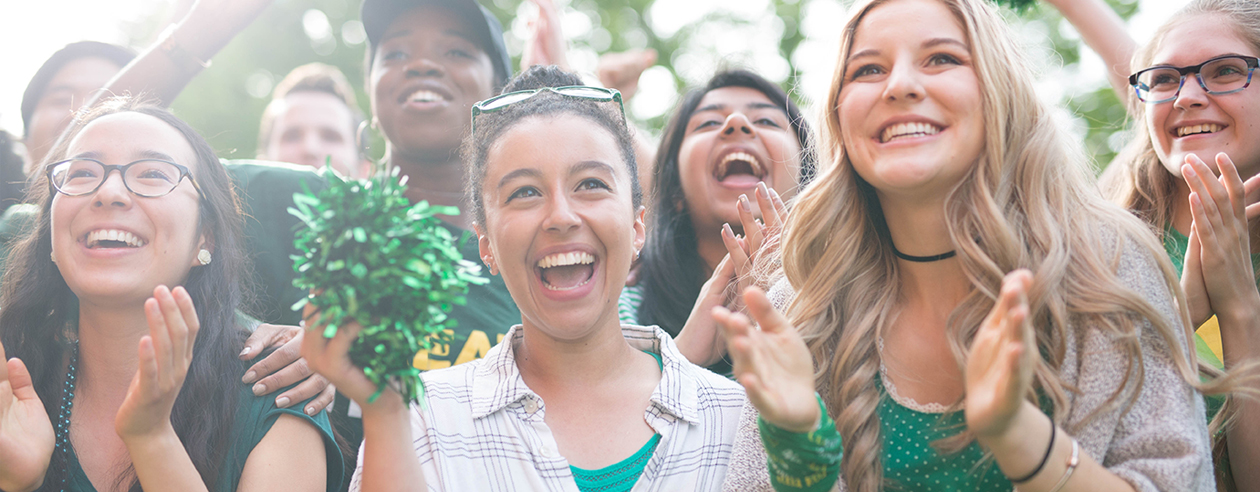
[0,342,54,492]
[964,270,1036,439]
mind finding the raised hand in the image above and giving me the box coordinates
[714,286,819,433]
[597,49,657,101]
[964,270,1036,439]
[0,341,54,492]
[675,255,737,366]
[1180,153,1260,331]
[721,182,788,310]
[115,286,201,441]
[520,0,569,70]
[240,324,335,416]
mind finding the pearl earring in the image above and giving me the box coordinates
[197,249,212,265]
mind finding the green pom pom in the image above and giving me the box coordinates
[291,166,487,404]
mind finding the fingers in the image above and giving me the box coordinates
[770,187,788,219]
[272,373,332,415]
[241,323,299,360]
[737,194,765,255]
[1188,194,1223,255]
[1243,173,1260,216]
[144,296,173,382]
[755,182,782,231]
[1216,152,1246,219]
[722,223,751,271]
[245,335,303,389]
[137,335,159,394]
[740,286,792,335]
[1182,156,1227,230]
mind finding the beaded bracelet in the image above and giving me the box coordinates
[1009,415,1056,484]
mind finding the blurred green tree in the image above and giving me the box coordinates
[156,0,1141,171]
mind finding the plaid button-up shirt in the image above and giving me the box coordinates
[349,324,747,491]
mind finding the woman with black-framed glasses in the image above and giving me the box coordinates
[1049,0,1260,488]
[0,96,342,492]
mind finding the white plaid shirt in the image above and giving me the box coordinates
[349,324,746,491]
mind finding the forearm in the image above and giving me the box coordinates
[97,3,255,108]
[123,427,211,492]
[980,402,1135,492]
[1046,0,1137,102]
[1216,305,1260,491]
[359,394,427,492]
[759,396,840,492]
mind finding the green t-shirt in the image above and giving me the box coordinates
[63,367,343,491]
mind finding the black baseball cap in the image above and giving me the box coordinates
[361,0,512,87]
[21,41,136,136]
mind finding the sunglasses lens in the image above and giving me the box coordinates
[481,91,537,111]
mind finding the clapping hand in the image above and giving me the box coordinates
[722,182,788,312]
[115,286,199,441]
[964,270,1036,439]
[1178,152,1260,328]
[714,286,819,433]
[0,340,54,492]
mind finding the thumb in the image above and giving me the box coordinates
[7,358,42,403]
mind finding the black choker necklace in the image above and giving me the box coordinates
[892,247,957,262]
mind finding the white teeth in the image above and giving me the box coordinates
[716,151,765,179]
[542,276,592,291]
[408,90,443,103]
[1176,124,1222,137]
[881,122,942,143]
[86,229,146,248]
[536,251,596,269]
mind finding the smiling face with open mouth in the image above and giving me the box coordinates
[50,112,206,305]
[369,5,495,163]
[677,86,802,233]
[837,0,984,203]
[478,114,644,340]
[1146,15,1260,180]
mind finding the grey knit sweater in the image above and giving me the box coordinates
[721,241,1215,492]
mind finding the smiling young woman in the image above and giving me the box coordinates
[0,97,339,492]
[712,0,1217,490]
[623,70,815,373]
[304,66,766,492]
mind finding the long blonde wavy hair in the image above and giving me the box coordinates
[1100,0,1260,232]
[776,0,1201,490]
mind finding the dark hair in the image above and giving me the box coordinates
[636,69,815,336]
[258,62,364,153]
[0,131,26,214]
[21,41,135,137]
[0,96,252,491]
[463,65,641,227]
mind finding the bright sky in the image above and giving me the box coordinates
[0,0,1190,141]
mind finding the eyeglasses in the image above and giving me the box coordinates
[47,158,203,198]
[1129,55,1259,104]
[471,86,625,133]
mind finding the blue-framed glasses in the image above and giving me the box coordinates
[471,86,625,133]
[1129,55,1259,104]
[48,158,203,198]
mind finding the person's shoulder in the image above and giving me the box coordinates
[221,158,328,192]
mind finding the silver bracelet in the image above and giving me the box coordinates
[1047,438,1080,492]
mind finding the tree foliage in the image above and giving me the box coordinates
[162,0,1143,171]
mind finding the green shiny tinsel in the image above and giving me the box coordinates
[290,167,486,404]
